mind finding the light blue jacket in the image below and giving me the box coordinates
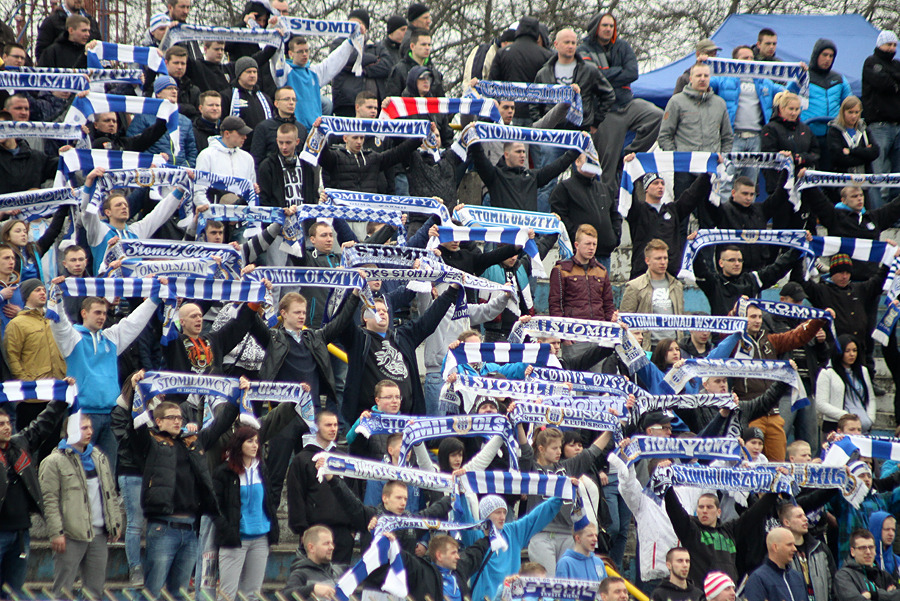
[470,497,564,601]
[710,77,791,128]
[555,547,609,581]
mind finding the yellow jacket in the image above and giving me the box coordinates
[3,308,66,387]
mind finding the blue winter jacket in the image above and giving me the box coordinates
[709,77,790,128]
[127,112,198,166]
[555,548,609,581]
[801,38,852,137]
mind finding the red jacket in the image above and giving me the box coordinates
[548,257,615,321]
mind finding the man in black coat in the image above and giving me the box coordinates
[38,15,92,69]
[219,57,275,152]
[0,397,70,596]
[127,397,239,599]
[470,140,579,212]
[336,285,459,424]
[283,525,346,598]
[0,114,58,194]
[34,0,100,60]
[249,86,305,167]
[550,154,621,262]
[387,533,490,601]
[489,16,553,122]
[693,243,797,316]
[861,31,900,208]
[258,122,316,207]
[286,413,359,563]
[386,28,445,98]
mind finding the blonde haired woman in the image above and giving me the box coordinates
[761,91,820,194]
[827,95,880,175]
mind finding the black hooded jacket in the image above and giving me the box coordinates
[862,46,900,124]
[488,17,553,119]
[577,13,639,108]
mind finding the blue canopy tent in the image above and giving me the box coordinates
[632,13,881,109]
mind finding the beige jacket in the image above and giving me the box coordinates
[619,272,685,350]
[38,445,121,542]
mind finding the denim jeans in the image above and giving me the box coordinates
[144,520,198,600]
[720,133,762,203]
[86,412,118,476]
[197,515,217,600]
[867,122,900,209]
[603,479,632,569]
[424,371,445,416]
[117,475,144,570]
[0,529,29,596]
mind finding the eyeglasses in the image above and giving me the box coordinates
[853,545,876,551]
[648,425,673,432]
[159,415,183,422]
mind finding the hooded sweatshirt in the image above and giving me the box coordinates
[487,17,553,119]
[869,510,900,581]
[555,548,608,581]
[801,38,852,137]
[577,13,639,108]
[194,135,256,201]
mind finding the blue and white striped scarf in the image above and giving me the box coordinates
[399,415,518,470]
[707,57,810,108]
[618,151,720,216]
[508,401,622,434]
[0,121,85,141]
[325,188,452,223]
[452,122,600,175]
[622,436,746,466]
[101,239,243,278]
[809,235,897,272]
[527,367,645,397]
[313,451,455,493]
[281,17,364,76]
[66,93,180,156]
[651,464,794,497]
[87,42,168,74]
[336,535,406,601]
[282,205,405,254]
[473,80,583,126]
[114,258,221,278]
[823,434,900,465]
[430,224,545,277]
[677,229,810,284]
[0,380,80,441]
[57,148,166,185]
[355,413,413,438]
[875,257,900,346]
[229,85,273,120]
[86,167,190,213]
[722,151,797,209]
[0,187,79,221]
[619,313,748,334]
[0,379,77,404]
[797,170,900,191]
[461,470,576,500]
[453,204,574,259]
[301,117,438,164]
[503,577,600,601]
[380,96,502,123]
[665,357,808,410]
[442,342,559,379]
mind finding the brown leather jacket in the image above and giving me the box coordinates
[733,318,826,401]
[548,257,615,321]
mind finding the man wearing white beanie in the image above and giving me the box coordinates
[470,493,564,601]
[862,30,900,208]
